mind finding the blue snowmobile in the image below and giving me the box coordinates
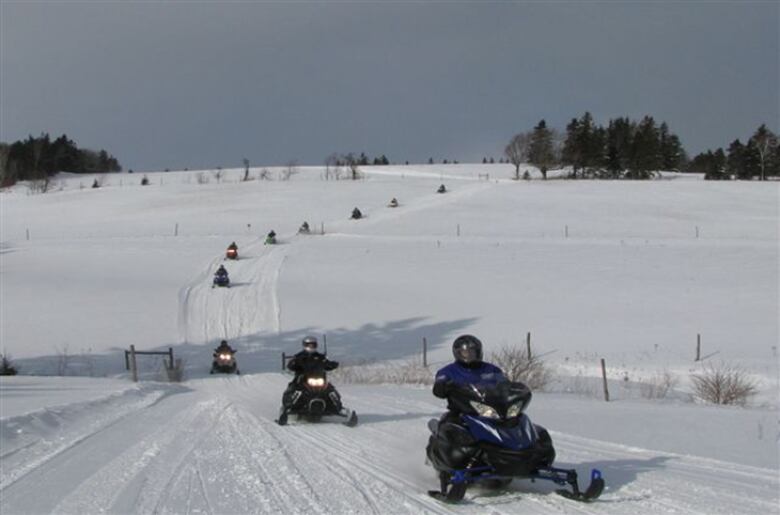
[212,266,230,288]
[426,381,604,502]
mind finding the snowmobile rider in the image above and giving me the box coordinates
[388,198,399,208]
[433,334,507,424]
[213,339,235,356]
[299,221,310,234]
[215,265,229,279]
[228,241,238,251]
[281,336,339,407]
[437,184,447,193]
[351,207,362,220]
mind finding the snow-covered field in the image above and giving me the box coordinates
[1,164,778,513]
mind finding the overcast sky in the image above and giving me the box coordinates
[1,1,777,171]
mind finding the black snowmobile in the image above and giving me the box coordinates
[210,348,239,374]
[277,363,357,427]
[426,381,604,503]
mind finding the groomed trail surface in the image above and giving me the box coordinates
[178,238,288,344]
[1,375,778,515]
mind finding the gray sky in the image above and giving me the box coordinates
[1,1,778,171]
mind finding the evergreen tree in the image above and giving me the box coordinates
[527,119,555,180]
[606,117,634,177]
[726,139,745,179]
[561,117,582,177]
[628,116,661,179]
[659,122,685,171]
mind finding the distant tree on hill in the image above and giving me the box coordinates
[689,148,727,179]
[659,122,686,171]
[527,120,556,180]
[0,354,17,375]
[0,133,120,187]
[504,132,530,180]
[749,124,778,181]
[627,116,661,179]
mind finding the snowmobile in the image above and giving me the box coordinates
[265,231,277,245]
[350,208,363,220]
[437,184,447,194]
[426,381,604,503]
[211,349,239,374]
[212,273,230,288]
[298,222,311,234]
[276,364,357,427]
[226,246,238,260]
[388,198,399,208]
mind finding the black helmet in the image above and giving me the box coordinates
[452,334,483,365]
[302,335,318,350]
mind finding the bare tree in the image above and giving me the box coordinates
[324,153,340,181]
[344,153,362,180]
[281,160,299,181]
[504,133,531,180]
[751,125,777,181]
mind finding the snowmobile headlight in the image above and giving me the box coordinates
[470,401,500,419]
[219,354,231,360]
[507,402,523,418]
[307,377,326,387]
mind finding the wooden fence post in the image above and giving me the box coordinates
[323,334,328,356]
[130,345,138,382]
[282,352,286,371]
[174,223,179,236]
[168,347,174,369]
[696,334,701,361]
[423,337,428,367]
[601,358,609,402]
[526,332,532,359]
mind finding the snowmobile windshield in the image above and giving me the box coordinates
[455,381,532,419]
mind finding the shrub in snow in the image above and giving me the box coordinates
[639,370,679,399]
[0,354,18,375]
[489,346,552,391]
[690,362,758,406]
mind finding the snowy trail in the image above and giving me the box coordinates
[178,238,287,344]
[2,375,777,514]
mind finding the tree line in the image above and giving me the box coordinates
[0,133,122,187]
[505,112,687,180]
[505,114,778,181]
[686,125,779,180]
